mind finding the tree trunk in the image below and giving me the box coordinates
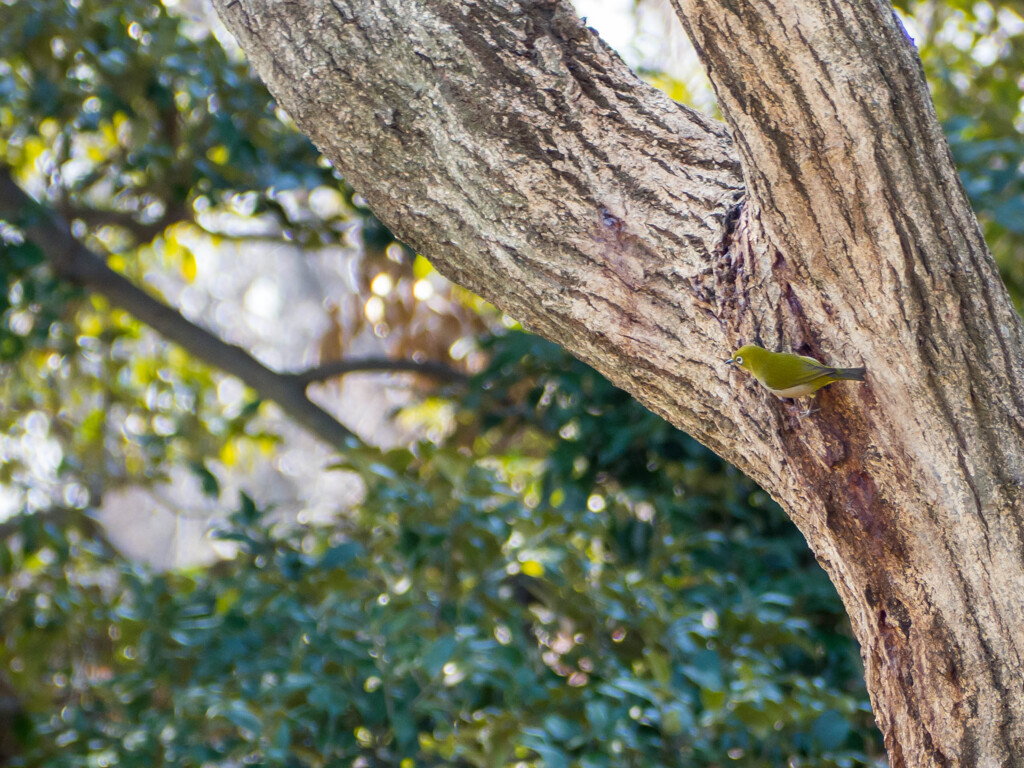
[211,1,1024,765]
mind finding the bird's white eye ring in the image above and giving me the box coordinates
[735,356,743,365]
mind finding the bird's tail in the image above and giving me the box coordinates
[832,367,866,381]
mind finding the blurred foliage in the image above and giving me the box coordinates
[903,0,1024,302]
[0,0,485,508]
[1,0,1023,766]
[2,332,881,767]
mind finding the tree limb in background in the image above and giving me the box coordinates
[0,168,459,451]
[292,357,468,387]
[55,202,191,244]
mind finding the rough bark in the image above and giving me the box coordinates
[211,0,1024,765]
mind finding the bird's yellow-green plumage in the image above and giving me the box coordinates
[726,344,865,398]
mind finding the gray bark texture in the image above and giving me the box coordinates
[211,0,1024,765]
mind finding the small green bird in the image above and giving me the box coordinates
[725,344,865,399]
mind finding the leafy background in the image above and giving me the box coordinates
[2,0,1022,766]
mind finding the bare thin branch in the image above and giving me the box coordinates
[292,357,469,386]
[0,168,356,450]
[56,201,190,243]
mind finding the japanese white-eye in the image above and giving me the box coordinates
[725,344,865,398]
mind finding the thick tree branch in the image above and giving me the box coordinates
[210,1,1024,766]
[211,0,745,452]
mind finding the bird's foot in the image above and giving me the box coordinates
[787,400,819,418]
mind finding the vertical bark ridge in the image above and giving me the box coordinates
[670,0,1024,763]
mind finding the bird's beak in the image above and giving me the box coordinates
[724,358,735,365]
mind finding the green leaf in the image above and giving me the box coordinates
[423,636,457,677]
[223,701,262,735]
[811,709,851,750]
[318,541,363,570]
[191,461,221,497]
